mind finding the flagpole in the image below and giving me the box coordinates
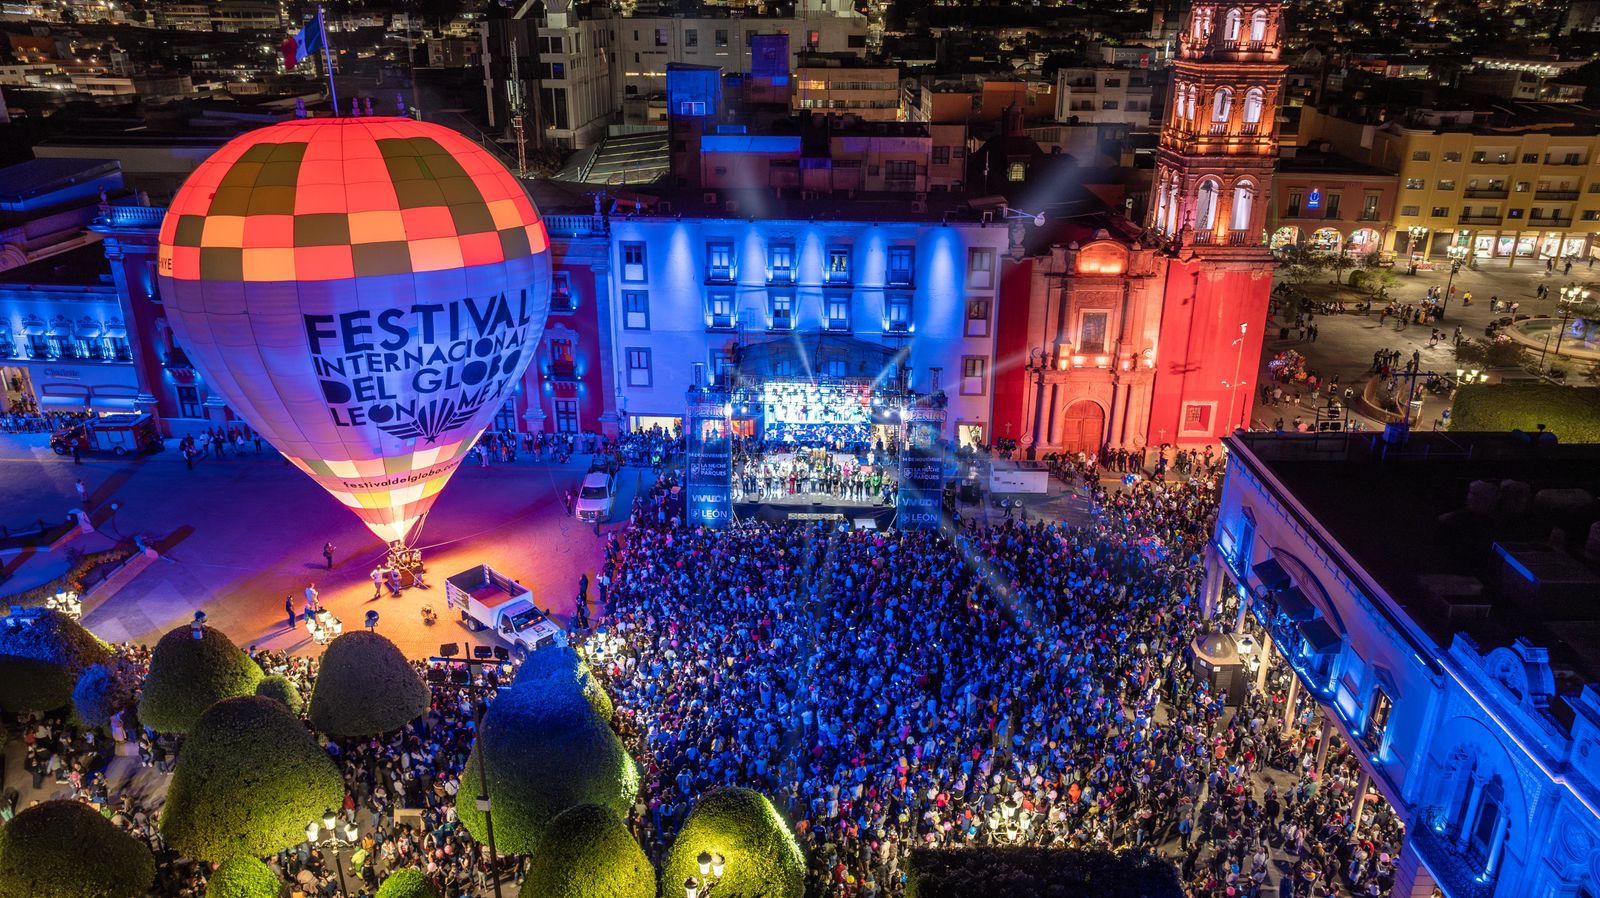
[318,5,339,114]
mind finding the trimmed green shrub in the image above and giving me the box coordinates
[73,657,143,729]
[204,856,281,898]
[6,547,136,608]
[521,804,654,898]
[0,799,155,898]
[374,868,439,898]
[455,681,638,854]
[1449,384,1600,442]
[904,847,1184,898]
[512,645,614,723]
[255,675,303,715]
[139,625,263,734]
[0,609,111,712]
[662,788,804,898]
[307,631,428,736]
[160,696,344,862]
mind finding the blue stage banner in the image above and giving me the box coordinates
[896,403,945,531]
[686,391,733,528]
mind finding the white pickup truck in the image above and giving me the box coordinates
[444,564,567,658]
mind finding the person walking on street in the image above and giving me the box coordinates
[74,479,87,507]
[285,595,297,630]
[304,584,319,622]
[322,541,335,570]
[71,441,82,464]
[370,567,384,600]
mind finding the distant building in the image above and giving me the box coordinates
[1054,66,1156,126]
[793,54,903,123]
[1270,149,1400,258]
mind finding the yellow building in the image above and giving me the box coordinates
[793,54,904,122]
[1299,106,1600,265]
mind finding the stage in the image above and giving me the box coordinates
[733,499,899,529]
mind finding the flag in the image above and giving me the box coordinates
[281,10,325,70]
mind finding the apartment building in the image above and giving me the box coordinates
[1300,106,1600,263]
[1054,66,1156,127]
[793,54,902,123]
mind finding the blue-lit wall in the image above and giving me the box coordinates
[1208,440,1600,898]
[601,215,1011,443]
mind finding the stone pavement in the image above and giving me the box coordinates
[1253,258,1592,431]
[0,434,626,660]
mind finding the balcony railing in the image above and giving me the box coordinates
[550,292,577,313]
[1544,158,1587,166]
[1408,809,1495,898]
[543,214,608,237]
[1192,230,1257,246]
[1535,189,1580,200]
[1530,216,1574,227]
[548,360,577,381]
[1462,188,1508,199]
[1458,214,1504,225]
[94,204,166,229]
[1208,122,1230,135]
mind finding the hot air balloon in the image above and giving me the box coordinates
[156,117,551,544]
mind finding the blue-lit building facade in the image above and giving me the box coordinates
[1204,432,1600,898]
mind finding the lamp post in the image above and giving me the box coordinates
[1555,283,1590,359]
[1224,323,1249,433]
[685,851,727,898]
[428,647,510,898]
[1441,244,1469,318]
[1407,225,1429,260]
[306,811,360,897]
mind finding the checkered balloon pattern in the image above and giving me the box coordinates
[157,117,552,543]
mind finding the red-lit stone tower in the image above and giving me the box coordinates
[1147,1,1286,445]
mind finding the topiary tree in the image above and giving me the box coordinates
[255,674,303,715]
[662,788,805,898]
[455,681,638,854]
[0,799,155,898]
[139,625,263,734]
[160,696,344,862]
[307,631,429,736]
[375,868,440,898]
[205,856,281,898]
[0,609,111,713]
[512,645,614,723]
[521,804,654,898]
[73,657,143,730]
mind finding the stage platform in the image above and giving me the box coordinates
[734,499,898,529]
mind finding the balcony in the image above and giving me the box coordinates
[94,204,166,229]
[1469,158,1514,166]
[1193,230,1257,246]
[1408,809,1495,898]
[1535,189,1580,201]
[1530,217,1574,227]
[1458,214,1504,225]
[1463,188,1509,199]
[705,267,734,285]
[548,359,577,382]
[1208,122,1230,136]
[1544,157,1587,166]
[543,214,608,237]
[550,291,577,313]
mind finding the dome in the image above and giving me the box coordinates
[158,117,547,283]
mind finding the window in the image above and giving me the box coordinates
[1401,205,1420,216]
[767,292,795,330]
[1584,210,1600,221]
[105,335,130,360]
[1405,178,1425,189]
[1078,310,1109,353]
[887,246,914,286]
[1590,183,1600,194]
[768,242,794,283]
[685,28,697,47]
[1521,153,1538,164]
[932,146,950,165]
[1101,100,1119,110]
[1361,194,1380,220]
[177,385,201,418]
[715,29,728,47]
[886,160,916,180]
[1006,162,1026,181]
[967,249,995,290]
[965,298,991,337]
[654,28,667,46]
[1443,151,1461,162]
[1514,181,1530,192]
[1432,206,1449,217]
[1438,180,1456,191]
[1232,182,1255,230]
[1323,193,1341,218]
[621,242,646,282]
[826,246,850,284]
[1364,688,1393,747]
[1472,151,1487,163]
[1249,8,1268,40]
[626,348,652,387]
[27,334,49,359]
[554,399,578,433]
[1508,208,1523,219]
[1212,87,1233,122]
[1242,87,1263,124]
[960,356,986,395]
[707,241,733,281]
[1285,190,1302,216]
[886,294,911,331]
[1567,152,1584,165]
[1104,77,1122,87]
[826,296,850,331]
[709,291,734,328]
[548,271,573,311]
[1196,180,1219,229]
[623,291,650,329]
[1181,402,1213,434]
[1412,150,1431,161]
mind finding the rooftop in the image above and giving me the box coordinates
[1277,149,1396,178]
[0,242,113,288]
[1233,430,1600,706]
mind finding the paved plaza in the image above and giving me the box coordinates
[0,435,629,659]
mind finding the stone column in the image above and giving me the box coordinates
[1388,841,1437,898]
[1255,631,1274,694]
[1282,672,1300,731]
[1313,714,1333,777]
[1351,767,1372,836]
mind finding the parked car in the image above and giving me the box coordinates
[50,413,162,457]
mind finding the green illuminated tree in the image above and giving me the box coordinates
[139,625,263,734]
[520,804,654,898]
[661,788,805,898]
[0,799,155,898]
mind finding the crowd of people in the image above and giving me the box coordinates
[0,441,1407,898]
[731,444,899,505]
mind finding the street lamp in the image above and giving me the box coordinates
[306,811,360,897]
[685,852,727,898]
[1441,244,1470,318]
[1554,283,1590,359]
[1407,225,1429,260]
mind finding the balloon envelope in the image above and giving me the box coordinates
[157,117,551,542]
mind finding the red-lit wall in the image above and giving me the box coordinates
[1148,257,1270,445]
[519,263,608,434]
[991,257,1034,444]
